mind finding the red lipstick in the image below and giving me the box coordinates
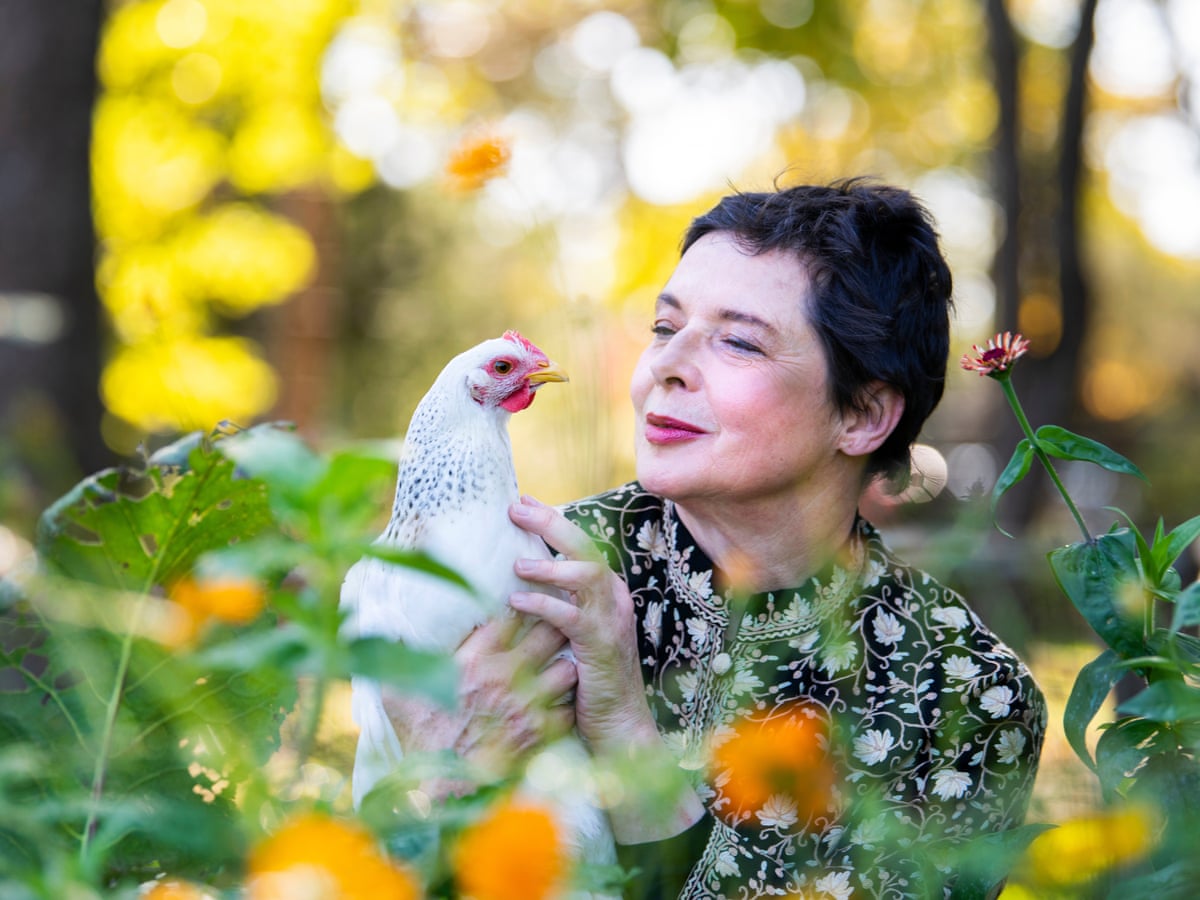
[644,413,706,444]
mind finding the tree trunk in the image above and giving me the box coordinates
[984,0,1099,537]
[0,0,110,502]
[985,0,1020,333]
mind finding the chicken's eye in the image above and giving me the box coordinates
[493,360,513,375]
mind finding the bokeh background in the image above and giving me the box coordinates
[2,0,1198,825]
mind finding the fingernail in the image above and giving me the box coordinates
[510,502,532,519]
[514,559,534,574]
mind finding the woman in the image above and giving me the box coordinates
[396,180,1045,898]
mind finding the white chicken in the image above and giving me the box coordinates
[340,330,617,876]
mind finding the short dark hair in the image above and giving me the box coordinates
[681,178,953,483]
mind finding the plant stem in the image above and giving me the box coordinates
[81,594,147,866]
[998,376,1093,542]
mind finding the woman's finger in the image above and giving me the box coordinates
[510,619,570,668]
[536,654,579,703]
[509,495,601,562]
[508,591,583,638]
[514,557,610,596]
[460,610,523,652]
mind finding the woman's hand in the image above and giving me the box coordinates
[508,495,706,843]
[381,614,578,786]
[507,495,653,755]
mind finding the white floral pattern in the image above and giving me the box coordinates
[564,484,1046,900]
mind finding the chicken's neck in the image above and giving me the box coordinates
[383,394,517,544]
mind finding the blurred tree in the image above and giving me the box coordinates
[984,0,1100,533]
[0,0,111,511]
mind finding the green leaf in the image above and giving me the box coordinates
[192,621,311,671]
[1049,531,1146,657]
[1094,717,1158,802]
[35,433,274,592]
[1063,649,1122,771]
[944,823,1056,900]
[1117,678,1200,723]
[990,439,1034,536]
[1160,514,1200,580]
[364,545,473,590]
[1105,859,1200,900]
[344,637,458,707]
[1035,425,1147,480]
[1171,581,1200,634]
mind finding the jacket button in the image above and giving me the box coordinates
[712,652,732,675]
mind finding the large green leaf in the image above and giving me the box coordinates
[35,427,275,591]
[1063,649,1122,772]
[1094,717,1158,802]
[1161,514,1200,579]
[1048,531,1145,657]
[1035,425,1147,480]
[1171,581,1200,634]
[1117,678,1200,724]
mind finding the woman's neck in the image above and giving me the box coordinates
[673,482,861,595]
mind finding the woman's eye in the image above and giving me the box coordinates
[725,337,763,354]
[651,323,676,338]
[493,360,513,374]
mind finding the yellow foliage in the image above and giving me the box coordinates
[101,336,277,432]
[94,0,356,438]
[228,104,331,194]
[452,800,566,900]
[246,812,421,900]
[1020,805,1159,888]
[97,244,202,343]
[92,95,226,241]
[97,1,179,91]
[175,204,315,314]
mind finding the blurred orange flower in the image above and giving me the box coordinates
[164,575,267,644]
[246,812,421,900]
[711,704,835,825]
[445,131,512,192]
[142,881,211,900]
[452,799,565,900]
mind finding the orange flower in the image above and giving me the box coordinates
[164,575,266,643]
[445,131,512,192]
[142,882,211,900]
[711,705,835,825]
[452,799,565,900]
[246,812,421,900]
[960,331,1031,377]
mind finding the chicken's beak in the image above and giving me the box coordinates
[526,359,568,385]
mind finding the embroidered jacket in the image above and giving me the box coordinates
[563,483,1046,900]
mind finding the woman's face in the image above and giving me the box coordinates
[630,231,847,508]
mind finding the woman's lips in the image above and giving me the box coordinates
[644,413,706,444]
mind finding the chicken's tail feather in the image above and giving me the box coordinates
[350,676,405,809]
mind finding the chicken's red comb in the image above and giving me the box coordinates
[502,330,540,355]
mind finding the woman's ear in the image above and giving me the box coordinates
[838,382,905,458]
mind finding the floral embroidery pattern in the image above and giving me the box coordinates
[564,484,1047,900]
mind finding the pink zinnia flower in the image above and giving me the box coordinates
[960,331,1031,377]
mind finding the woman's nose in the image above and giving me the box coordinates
[649,329,701,388]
